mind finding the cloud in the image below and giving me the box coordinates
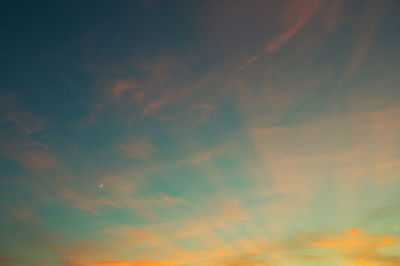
[246,106,400,240]
[128,196,186,220]
[160,199,250,243]
[238,0,347,68]
[312,229,400,265]
[92,211,254,265]
[250,106,400,187]
[0,141,58,171]
[132,91,146,103]
[0,95,45,134]
[110,80,139,99]
[322,0,346,30]
[119,137,156,160]
[188,151,213,166]
[265,0,322,52]
[17,150,58,170]
[214,229,400,265]
[238,55,262,69]
[140,67,216,118]
[94,260,180,266]
[313,229,395,248]
[7,204,39,221]
[88,52,217,127]
[5,111,46,134]
[216,253,265,266]
[341,0,386,82]
[58,187,120,213]
[52,177,185,218]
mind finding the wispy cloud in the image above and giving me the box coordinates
[265,0,322,52]
[341,0,387,82]
[0,141,58,171]
[141,71,216,118]
[5,111,46,134]
[50,172,185,218]
[17,150,58,170]
[0,95,46,134]
[1,1,398,265]
[110,80,139,99]
[119,137,156,160]
[322,0,346,30]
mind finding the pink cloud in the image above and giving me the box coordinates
[239,54,262,69]
[188,151,212,166]
[322,0,346,30]
[132,91,146,102]
[129,196,186,220]
[0,95,46,134]
[342,0,386,82]
[238,0,346,69]
[249,106,400,216]
[110,80,139,98]
[0,141,59,172]
[141,71,216,118]
[186,141,232,167]
[142,97,172,117]
[265,0,322,52]
[119,137,156,160]
[17,150,58,170]
[58,188,120,213]
[52,175,184,218]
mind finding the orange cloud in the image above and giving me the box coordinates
[313,229,395,248]
[216,253,265,266]
[94,260,180,266]
[312,229,400,265]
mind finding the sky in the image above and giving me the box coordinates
[0,0,400,265]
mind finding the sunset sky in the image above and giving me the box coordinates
[1,0,400,265]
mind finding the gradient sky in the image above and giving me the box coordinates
[1,0,400,265]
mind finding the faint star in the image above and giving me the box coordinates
[99,184,103,188]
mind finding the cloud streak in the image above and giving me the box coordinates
[265,0,322,52]
[342,0,387,82]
